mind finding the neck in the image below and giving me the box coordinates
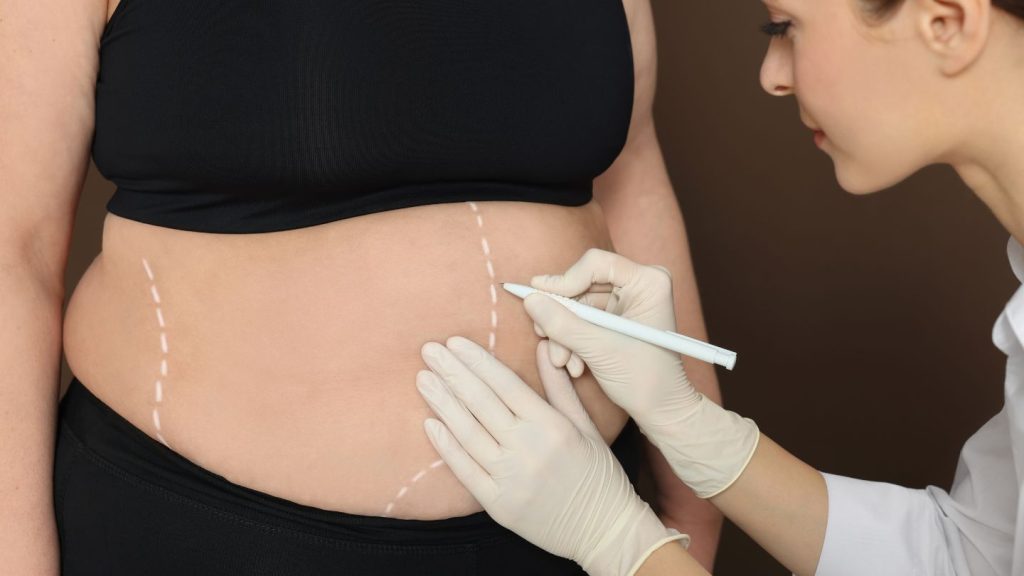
[953,154,1024,244]
[947,17,1024,243]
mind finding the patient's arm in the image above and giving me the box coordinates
[594,0,724,569]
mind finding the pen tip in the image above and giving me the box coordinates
[501,282,534,299]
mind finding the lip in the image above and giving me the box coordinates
[799,111,826,147]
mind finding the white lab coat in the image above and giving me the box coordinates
[815,236,1024,576]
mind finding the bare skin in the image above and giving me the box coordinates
[64,201,630,518]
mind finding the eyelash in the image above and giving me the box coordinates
[760,20,793,38]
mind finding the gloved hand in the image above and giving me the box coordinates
[524,248,760,499]
[417,336,689,576]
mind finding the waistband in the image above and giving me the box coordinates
[58,376,513,546]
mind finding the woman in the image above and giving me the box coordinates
[417,0,1024,574]
[1,0,722,574]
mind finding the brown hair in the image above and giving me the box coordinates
[862,0,1024,21]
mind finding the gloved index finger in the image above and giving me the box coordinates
[416,368,504,463]
[445,336,550,419]
[422,342,518,441]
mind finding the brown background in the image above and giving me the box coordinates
[61,1,1015,573]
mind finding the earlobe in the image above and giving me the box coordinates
[916,0,991,75]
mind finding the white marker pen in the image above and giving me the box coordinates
[502,283,737,370]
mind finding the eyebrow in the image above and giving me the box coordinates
[762,0,790,12]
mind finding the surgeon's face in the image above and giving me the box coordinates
[759,0,953,194]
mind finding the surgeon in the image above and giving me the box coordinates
[414,0,1024,574]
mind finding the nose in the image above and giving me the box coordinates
[760,40,794,97]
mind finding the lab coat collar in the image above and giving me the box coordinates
[1010,236,1024,284]
[995,236,1024,355]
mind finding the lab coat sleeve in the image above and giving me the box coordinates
[814,473,963,576]
[815,409,1015,576]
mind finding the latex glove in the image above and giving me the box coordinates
[417,336,689,576]
[524,248,760,499]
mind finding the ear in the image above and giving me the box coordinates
[913,0,991,75]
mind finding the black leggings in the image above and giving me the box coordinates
[54,376,640,575]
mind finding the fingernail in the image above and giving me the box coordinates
[425,418,443,436]
[424,419,447,446]
[421,342,438,358]
[416,371,443,403]
[446,336,471,353]
[421,342,447,366]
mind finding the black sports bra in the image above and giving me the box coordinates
[91,0,635,233]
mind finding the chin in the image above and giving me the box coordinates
[832,158,912,196]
